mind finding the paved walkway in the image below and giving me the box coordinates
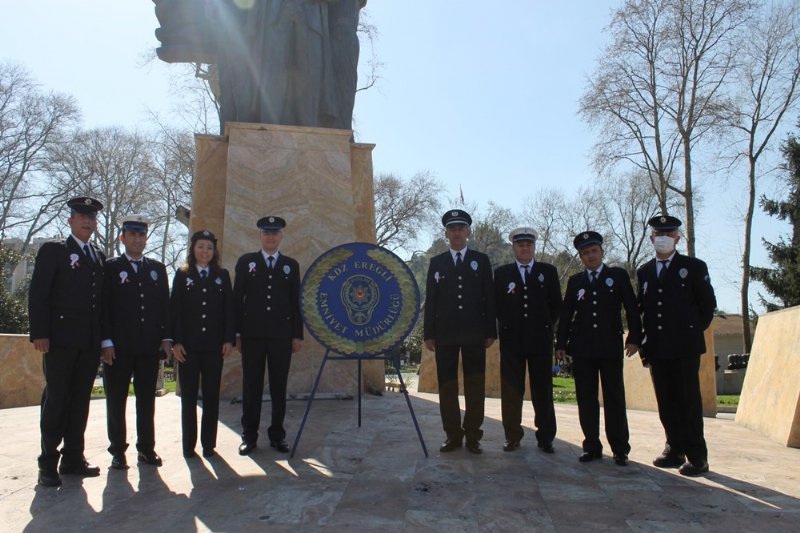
[1,386,798,532]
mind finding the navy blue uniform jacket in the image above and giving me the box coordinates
[636,253,716,360]
[233,252,303,340]
[169,267,236,351]
[102,256,170,357]
[494,261,562,355]
[28,236,105,350]
[556,265,641,358]
[423,249,497,345]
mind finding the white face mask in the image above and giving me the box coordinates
[653,235,676,254]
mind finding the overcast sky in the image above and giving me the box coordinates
[2,0,795,314]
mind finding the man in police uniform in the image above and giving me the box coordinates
[556,231,641,465]
[233,216,303,455]
[637,215,716,476]
[101,215,171,469]
[423,209,496,454]
[494,228,562,453]
[29,196,105,487]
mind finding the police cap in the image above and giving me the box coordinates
[573,231,603,250]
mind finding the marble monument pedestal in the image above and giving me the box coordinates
[736,305,800,447]
[190,122,381,400]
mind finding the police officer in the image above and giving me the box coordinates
[556,231,641,465]
[28,196,105,487]
[494,227,562,453]
[637,215,716,476]
[169,230,235,459]
[234,216,303,455]
[101,215,171,469]
[423,209,496,454]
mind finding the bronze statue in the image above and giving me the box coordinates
[153,0,366,132]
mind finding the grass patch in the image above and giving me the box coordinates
[553,376,577,404]
[717,395,739,406]
[91,377,176,398]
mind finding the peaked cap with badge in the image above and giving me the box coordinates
[508,227,537,243]
[257,216,286,231]
[573,231,603,250]
[441,209,472,227]
[67,196,103,214]
[120,214,151,233]
[191,229,217,244]
[648,215,682,231]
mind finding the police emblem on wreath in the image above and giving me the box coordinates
[341,275,380,326]
[301,242,420,357]
[294,243,428,459]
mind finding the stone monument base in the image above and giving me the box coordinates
[736,306,800,447]
[190,123,382,400]
[0,334,44,409]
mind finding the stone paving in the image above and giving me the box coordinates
[1,385,798,532]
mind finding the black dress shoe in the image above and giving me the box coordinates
[538,441,555,454]
[59,460,101,477]
[578,450,602,462]
[138,451,163,466]
[679,460,709,477]
[270,440,289,453]
[37,470,62,487]
[502,440,520,452]
[465,440,482,454]
[110,454,128,470]
[613,453,628,466]
[202,448,215,459]
[439,439,462,453]
[183,450,197,459]
[239,441,257,456]
[653,453,685,468]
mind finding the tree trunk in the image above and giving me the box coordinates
[683,139,696,257]
[740,158,756,353]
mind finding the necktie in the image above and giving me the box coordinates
[83,244,95,264]
[200,268,208,279]
[523,264,530,285]
[131,260,141,273]
[267,256,274,269]
[658,260,669,282]
[455,251,463,267]
[590,270,598,287]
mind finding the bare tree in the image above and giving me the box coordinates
[595,172,663,277]
[48,127,158,258]
[726,1,800,351]
[468,201,517,268]
[0,62,80,257]
[581,0,755,256]
[149,125,195,268]
[520,188,569,262]
[374,171,443,253]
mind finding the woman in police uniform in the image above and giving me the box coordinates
[169,230,235,458]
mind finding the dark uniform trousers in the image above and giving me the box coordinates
[637,252,715,463]
[650,355,705,460]
[28,237,105,471]
[178,350,223,451]
[572,357,629,455]
[241,338,292,443]
[234,251,303,445]
[170,267,235,452]
[102,255,169,455]
[500,351,556,445]
[495,261,562,445]
[423,249,496,443]
[435,344,485,442]
[103,354,159,454]
[557,266,640,455]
